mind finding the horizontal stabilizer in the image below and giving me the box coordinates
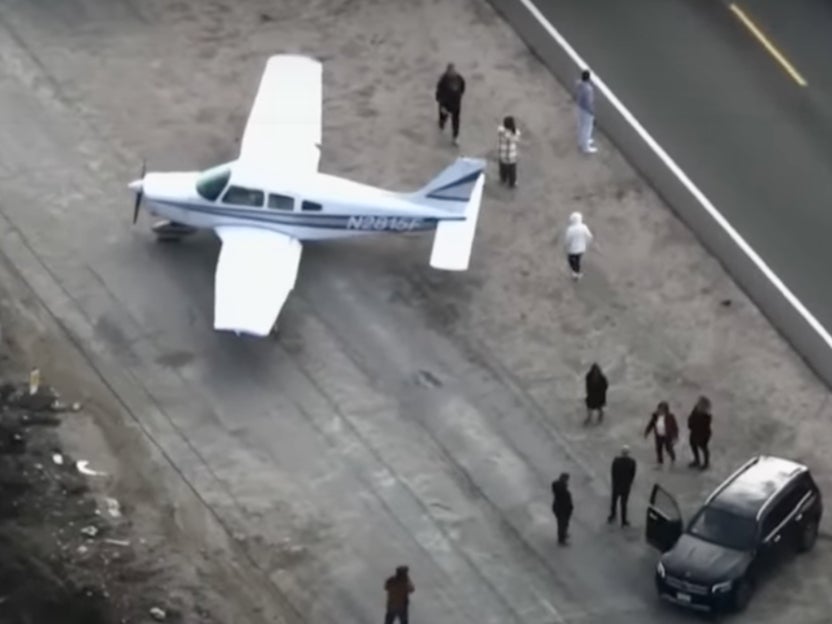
[429,172,485,271]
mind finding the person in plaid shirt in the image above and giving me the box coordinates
[497,116,520,188]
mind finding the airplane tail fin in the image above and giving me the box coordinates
[411,157,486,272]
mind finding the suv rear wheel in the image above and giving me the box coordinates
[797,519,818,553]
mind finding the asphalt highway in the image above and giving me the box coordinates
[533,0,832,333]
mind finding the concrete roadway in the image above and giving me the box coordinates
[532,0,832,334]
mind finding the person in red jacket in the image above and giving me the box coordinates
[384,565,414,624]
[644,401,678,465]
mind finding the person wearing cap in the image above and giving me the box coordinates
[551,472,574,545]
[384,565,414,624]
[608,446,636,526]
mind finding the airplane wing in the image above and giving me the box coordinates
[238,55,322,174]
[213,226,302,337]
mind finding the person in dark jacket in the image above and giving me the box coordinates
[435,63,466,145]
[608,446,636,526]
[644,401,678,465]
[551,472,574,545]
[687,395,713,469]
[584,363,608,425]
[384,565,414,624]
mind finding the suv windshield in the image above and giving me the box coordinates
[196,165,231,201]
[688,506,757,551]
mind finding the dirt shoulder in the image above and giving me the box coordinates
[0,249,295,623]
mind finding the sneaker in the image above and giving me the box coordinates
[622,520,630,527]
[688,461,700,468]
[571,271,579,281]
[583,145,598,154]
[452,137,460,147]
[607,516,615,524]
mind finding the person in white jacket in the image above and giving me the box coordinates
[564,211,593,280]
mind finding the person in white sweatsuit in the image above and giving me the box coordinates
[564,211,593,279]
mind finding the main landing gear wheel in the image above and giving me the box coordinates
[151,220,197,242]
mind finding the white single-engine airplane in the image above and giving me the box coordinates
[128,54,486,337]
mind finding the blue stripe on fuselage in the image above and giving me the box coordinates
[153,199,460,230]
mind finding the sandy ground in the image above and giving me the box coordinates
[0,0,831,622]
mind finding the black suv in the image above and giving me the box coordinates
[645,455,822,613]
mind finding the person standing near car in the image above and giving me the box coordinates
[384,565,414,624]
[608,445,636,526]
[435,63,466,146]
[644,401,678,466]
[551,472,574,545]
[687,395,713,470]
[584,362,608,425]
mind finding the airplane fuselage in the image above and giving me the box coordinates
[139,161,464,241]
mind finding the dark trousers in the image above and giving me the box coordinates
[690,436,710,467]
[499,161,517,187]
[654,435,675,464]
[384,608,408,624]
[568,254,582,274]
[555,512,571,544]
[438,103,461,138]
[609,488,630,524]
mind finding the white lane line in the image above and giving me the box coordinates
[518,0,832,350]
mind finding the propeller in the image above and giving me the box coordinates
[131,160,146,224]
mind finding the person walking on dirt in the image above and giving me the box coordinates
[584,363,608,424]
[564,211,593,280]
[608,445,636,526]
[384,565,414,624]
[644,401,678,466]
[435,63,466,146]
[497,115,521,188]
[687,395,713,470]
[551,472,574,545]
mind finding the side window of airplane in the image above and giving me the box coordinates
[222,186,264,207]
[268,194,294,211]
[301,200,323,212]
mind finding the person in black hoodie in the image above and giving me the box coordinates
[584,363,608,425]
[551,473,574,545]
[687,396,713,469]
[435,63,466,146]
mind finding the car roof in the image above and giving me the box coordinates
[708,456,807,517]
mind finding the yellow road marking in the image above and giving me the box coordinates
[729,4,807,87]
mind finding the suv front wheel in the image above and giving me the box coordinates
[797,519,819,553]
[732,578,754,612]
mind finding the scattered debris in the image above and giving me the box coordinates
[76,460,107,477]
[104,497,122,519]
[52,453,64,465]
[28,367,40,396]
[103,538,130,547]
[77,544,89,555]
[81,525,99,538]
[149,606,167,621]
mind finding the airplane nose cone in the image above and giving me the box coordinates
[128,179,143,192]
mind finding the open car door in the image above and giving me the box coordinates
[646,484,683,552]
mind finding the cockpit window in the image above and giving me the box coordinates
[268,194,294,210]
[195,165,231,201]
[222,186,264,207]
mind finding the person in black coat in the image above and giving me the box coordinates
[584,363,608,425]
[688,396,713,469]
[435,63,466,145]
[551,472,574,545]
[608,446,636,526]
